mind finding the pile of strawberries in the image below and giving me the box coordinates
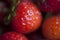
[0,0,60,40]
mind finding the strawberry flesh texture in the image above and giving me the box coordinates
[42,16,60,39]
[11,1,42,34]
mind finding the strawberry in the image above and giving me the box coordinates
[38,0,60,12]
[42,16,60,39]
[1,32,28,40]
[10,0,42,34]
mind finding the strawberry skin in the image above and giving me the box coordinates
[38,0,60,12]
[11,1,42,34]
[42,16,60,39]
[1,32,28,40]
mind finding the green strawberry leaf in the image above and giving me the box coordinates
[4,0,20,25]
[12,0,16,5]
[4,14,12,25]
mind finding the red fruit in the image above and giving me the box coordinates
[42,16,60,39]
[38,0,60,12]
[11,0,42,34]
[1,32,28,40]
[53,9,60,15]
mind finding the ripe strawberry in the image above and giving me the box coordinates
[42,16,60,39]
[11,0,42,34]
[38,0,60,12]
[1,32,28,40]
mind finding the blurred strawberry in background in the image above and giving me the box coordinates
[0,0,60,40]
[37,0,60,13]
[1,32,28,40]
[42,15,60,40]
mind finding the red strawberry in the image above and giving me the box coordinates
[11,0,42,34]
[42,16,60,39]
[38,0,60,12]
[1,32,28,40]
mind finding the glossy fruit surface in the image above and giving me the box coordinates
[1,32,28,40]
[42,16,60,39]
[11,1,42,34]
